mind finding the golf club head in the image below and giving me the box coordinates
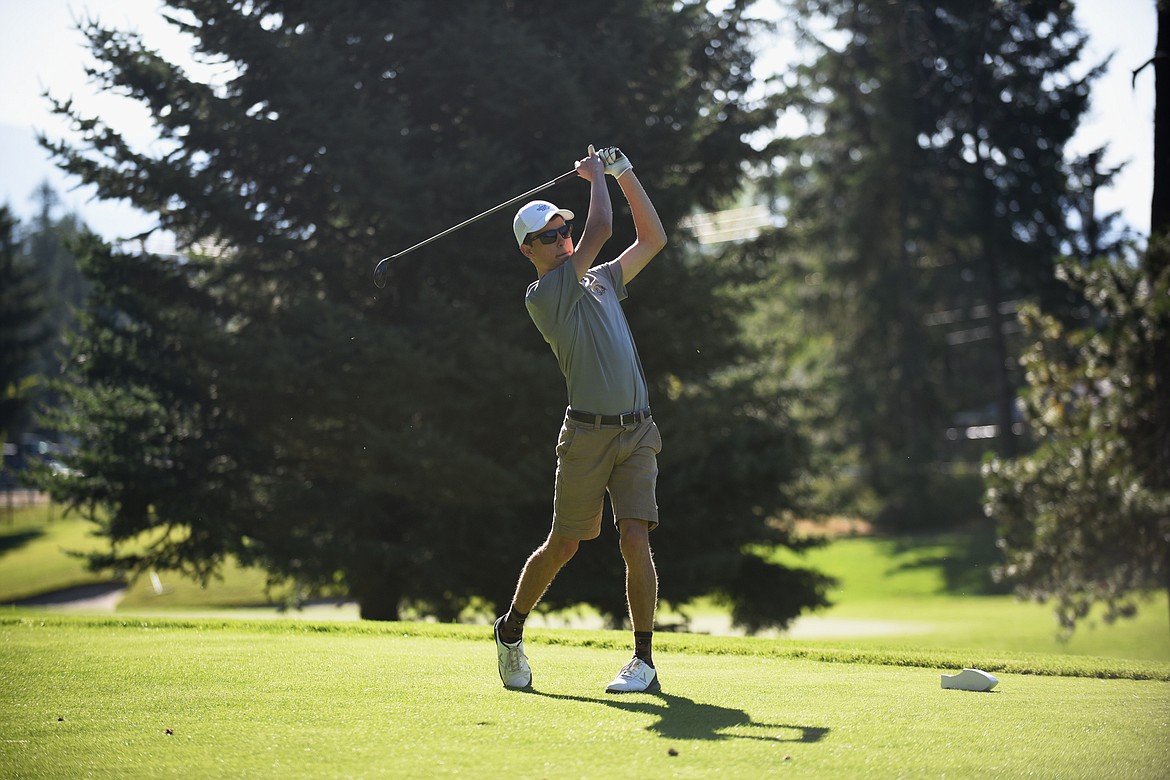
[373,256,391,288]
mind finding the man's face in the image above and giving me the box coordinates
[522,216,573,269]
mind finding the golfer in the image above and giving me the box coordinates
[494,146,667,694]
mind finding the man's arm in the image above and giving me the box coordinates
[570,148,612,280]
[612,169,667,285]
[597,148,666,284]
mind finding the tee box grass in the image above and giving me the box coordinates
[2,508,1170,777]
[2,616,1168,779]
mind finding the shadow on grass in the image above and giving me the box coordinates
[886,528,1012,596]
[0,529,44,557]
[522,688,829,744]
[8,581,127,606]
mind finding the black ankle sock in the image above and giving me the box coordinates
[634,631,654,668]
[501,606,528,644]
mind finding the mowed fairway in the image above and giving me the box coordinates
[2,617,1168,779]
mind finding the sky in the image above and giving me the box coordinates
[0,0,1158,246]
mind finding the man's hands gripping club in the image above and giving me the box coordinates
[575,144,604,182]
[569,143,662,286]
[598,146,633,179]
[574,145,632,181]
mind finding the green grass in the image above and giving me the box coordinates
[3,513,1168,778]
[3,512,1168,665]
[760,530,1170,663]
[0,506,113,601]
[2,616,1168,779]
[117,563,280,609]
[0,506,284,608]
[767,527,1016,602]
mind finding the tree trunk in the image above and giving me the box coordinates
[353,571,403,621]
[358,593,402,621]
[1149,1,1170,492]
[985,254,1017,458]
[897,144,927,468]
[358,598,400,622]
[970,6,1017,459]
[976,167,1018,459]
[1150,0,1169,237]
[1151,0,1169,640]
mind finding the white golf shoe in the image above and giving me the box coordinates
[941,668,999,692]
[605,657,660,694]
[494,617,532,689]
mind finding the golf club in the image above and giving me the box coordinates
[372,165,583,289]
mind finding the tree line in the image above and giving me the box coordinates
[3,0,1164,633]
[1,186,86,462]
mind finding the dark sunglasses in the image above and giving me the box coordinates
[526,222,573,245]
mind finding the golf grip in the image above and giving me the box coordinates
[372,168,579,288]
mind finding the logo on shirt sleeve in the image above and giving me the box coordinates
[582,273,608,298]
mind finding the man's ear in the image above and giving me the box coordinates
[519,243,534,260]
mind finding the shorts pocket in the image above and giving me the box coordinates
[644,421,663,454]
[556,423,578,460]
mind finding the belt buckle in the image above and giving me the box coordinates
[620,411,637,426]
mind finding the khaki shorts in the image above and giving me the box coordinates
[552,413,662,540]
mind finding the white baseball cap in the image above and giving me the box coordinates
[513,200,575,248]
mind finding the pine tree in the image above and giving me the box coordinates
[985,1,1170,635]
[985,239,1170,635]
[40,0,829,627]
[0,207,51,440]
[770,0,1098,526]
[20,183,88,423]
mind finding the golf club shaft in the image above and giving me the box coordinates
[372,168,577,286]
[382,167,577,262]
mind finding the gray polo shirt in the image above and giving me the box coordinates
[525,259,649,416]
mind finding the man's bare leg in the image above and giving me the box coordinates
[499,530,579,643]
[618,518,657,666]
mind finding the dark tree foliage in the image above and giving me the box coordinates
[763,0,1099,526]
[39,0,831,628]
[909,2,1101,459]
[21,185,89,423]
[0,207,52,439]
[986,1,1170,636]
[985,239,1170,635]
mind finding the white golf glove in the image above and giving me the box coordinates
[599,146,633,179]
